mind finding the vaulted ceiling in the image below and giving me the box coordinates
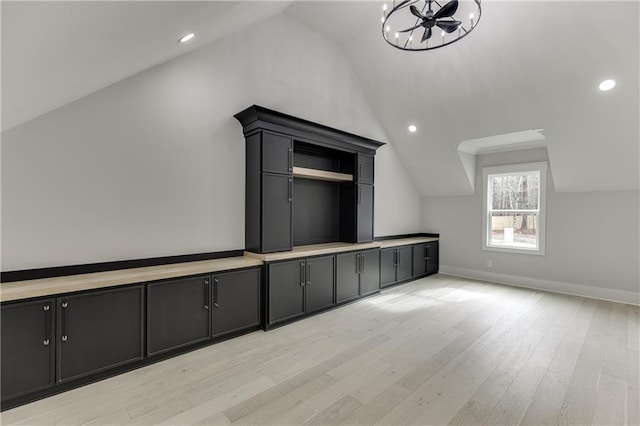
[3,1,638,195]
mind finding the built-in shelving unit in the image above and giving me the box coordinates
[292,167,352,182]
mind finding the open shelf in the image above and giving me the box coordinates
[292,166,353,182]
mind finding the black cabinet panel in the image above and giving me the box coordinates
[262,132,293,174]
[413,244,427,277]
[357,154,374,185]
[380,248,397,288]
[213,268,261,338]
[268,260,305,323]
[360,249,380,296]
[397,246,413,282]
[262,173,293,252]
[147,276,211,357]
[1,299,55,401]
[356,184,374,243]
[427,242,439,275]
[57,286,143,383]
[305,255,335,313]
[336,253,360,303]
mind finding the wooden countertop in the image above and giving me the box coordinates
[0,257,263,303]
[244,242,381,262]
[378,236,439,248]
[1,237,438,302]
[245,237,438,262]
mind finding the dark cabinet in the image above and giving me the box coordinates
[336,252,360,303]
[427,242,439,275]
[359,249,381,296]
[262,132,293,174]
[268,256,335,325]
[57,286,144,383]
[380,245,412,288]
[262,173,293,252]
[412,242,439,277]
[357,154,374,185]
[336,249,380,303]
[244,129,294,254]
[356,184,374,243]
[1,299,55,401]
[212,268,261,338]
[147,276,211,357]
[304,255,335,313]
[412,244,427,277]
[268,260,306,324]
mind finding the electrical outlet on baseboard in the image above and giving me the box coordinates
[486,260,493,268]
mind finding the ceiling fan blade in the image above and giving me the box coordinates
[433,0,459,19]
[421,27,432,42]
[410,5,424,19]
[436,20,461,33]
[398,23,422,33]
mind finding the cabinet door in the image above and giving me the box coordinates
[356,184,374,243]
[380,248,397,288]
[336,253,360,303]
[147,276,211,357]
[412,244,427,277]
[262,132,293,175]
[57,286,143,383]
[305,255,335,313]
[1,299,55,401]
[360,249,380,296]
[396,246,413,282]
[262,173,293,252]
[357,154,374,185]
[268,260,305,324]
[213,268,261,338]
[426,242,439,275]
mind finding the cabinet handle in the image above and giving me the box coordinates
[204,278,210,310]
[43,303,51,347]
[213,278,219,308]
[307,261,311,286]
[288,178,293,203]
[356,254,360,274]
[288,147,293,172]
[61,301,68,342]
[397,250,400,267]
[358,162,362,180]
[361,253,365,274]
[358,186,362,205]
[300,261,305,286]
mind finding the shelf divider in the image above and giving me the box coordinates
[292,167,353,182]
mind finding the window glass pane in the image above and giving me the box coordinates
[490,172,539,210]
[490,212,538,249]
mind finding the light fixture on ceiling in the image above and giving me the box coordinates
[178,33,195,43]
[598,79,616,91]
[381,0,481,51]
[408,125,417,133]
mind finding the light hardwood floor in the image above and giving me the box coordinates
[2,274,638,425]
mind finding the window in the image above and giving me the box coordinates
[482,162,547,255]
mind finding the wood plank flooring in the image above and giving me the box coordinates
[2,274,638,425]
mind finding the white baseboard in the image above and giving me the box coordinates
[439,265,640,306]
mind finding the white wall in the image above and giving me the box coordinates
[423,148,640,303]
[1,13,422,271]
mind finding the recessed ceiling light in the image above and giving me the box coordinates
[178,33,195,43]
[408,125,417,133]
[599,79,616,91]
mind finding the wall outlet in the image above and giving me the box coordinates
[486,260,493,268]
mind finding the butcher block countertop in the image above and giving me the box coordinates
[0,256,263,303]
[1,237,438,302]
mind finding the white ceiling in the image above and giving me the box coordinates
[2,1,638,194]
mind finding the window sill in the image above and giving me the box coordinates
[482,245,545,256]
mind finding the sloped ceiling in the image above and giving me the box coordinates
[2,1,638,194]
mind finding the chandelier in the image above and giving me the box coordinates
[381,0,481,51]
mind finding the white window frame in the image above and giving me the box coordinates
[482,161,547,256]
